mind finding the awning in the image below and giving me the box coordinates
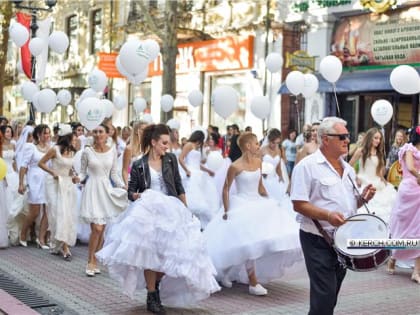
[278,67,420,94]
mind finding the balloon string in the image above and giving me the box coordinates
[332,82,341,117]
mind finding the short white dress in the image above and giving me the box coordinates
[79,146,126,225]
[21,143,48,204]
[96,167,220,306]
[3,149,25,219]
[204,169,302,284]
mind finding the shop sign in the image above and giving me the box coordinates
[98,36,254,78]
[148,36,254,76]
[331,6,420,67]
[98,52,123,78]
[285,50,315,72]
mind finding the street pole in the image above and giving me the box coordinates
[11,0,57,122]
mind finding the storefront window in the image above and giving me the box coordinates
[128,81,151,123]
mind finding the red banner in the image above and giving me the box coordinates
[16,12,31,79]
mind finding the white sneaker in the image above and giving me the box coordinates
[220,276,232,288]
[249,284,268,296]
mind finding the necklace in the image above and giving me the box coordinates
[36,143,49,153]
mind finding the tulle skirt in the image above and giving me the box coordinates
[96,189,220,306]
[204,193,302,284]
[183,169,219,229]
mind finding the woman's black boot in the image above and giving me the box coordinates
[146,291,165,314]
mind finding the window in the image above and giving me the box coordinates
[90,9,102,54]
[66,14,78,58]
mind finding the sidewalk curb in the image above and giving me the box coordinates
[0,289,39,315]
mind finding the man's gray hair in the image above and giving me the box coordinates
[317,116,347,145]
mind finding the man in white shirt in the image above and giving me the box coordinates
[291,117,376,315]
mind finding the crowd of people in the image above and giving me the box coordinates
[0,113,419,315]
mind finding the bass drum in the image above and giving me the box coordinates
[334,213,390,271]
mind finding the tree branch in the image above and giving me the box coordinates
[136,1,165,40]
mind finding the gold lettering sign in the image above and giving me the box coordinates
[359,0,396,14]
[285,50,315,72]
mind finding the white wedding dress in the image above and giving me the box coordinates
[96,167,220,306]
[204,169,302,284]
[356,156,397,223]
[261,154,295,218]
[45,146,78,248]
[182,149,219,229]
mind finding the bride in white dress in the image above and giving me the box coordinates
[349,127,397,222]
[39,125,80,260]
[260,129,293,216]
[1,125,25,245]
[96,124,220,314]
[204,132,302,296]
[178,130,219,229]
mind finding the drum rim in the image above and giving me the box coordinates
[333,213,389,258]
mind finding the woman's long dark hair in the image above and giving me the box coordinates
[57,133,76,154]
[33,124,50,144]
[409,126,420,146]
[141,124,170,153]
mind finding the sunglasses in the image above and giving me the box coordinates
[326,133,350,140]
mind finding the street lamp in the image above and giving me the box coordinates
[11,0,57,122]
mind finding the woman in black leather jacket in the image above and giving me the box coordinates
[97,124,220,314]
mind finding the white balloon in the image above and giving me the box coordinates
[115,55,131,78]
[319,55,342,83]
[21,81,39,101]
[48,31,69,54]
[101,99,114,118]
[80,88,98,101]
[212,86,239,119]
[206,151,224,172]
[142,113,153,124]
[166,118,180,130]
[390,65,420,95]
[119,40,150,76]
[265,52,283,73]
[9,22,29,47]
[88,69,108,93]
[133,97,147,113]
[302,73,319,98]
[36,89,57,113]
[250,95,270,119]
[113,95,127,110]
[31,91,41,110]
[188,90,203,107]
[160,94,174,112]
[78,97,106,131]
[29,37,46,57]
[143,39,160,61]
[129,67,148,85]
[57,89,72,106]
[286,71,305,96]
[371,99,393,126]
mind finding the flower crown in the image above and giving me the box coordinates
[58,124,73,137]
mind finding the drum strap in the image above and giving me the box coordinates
[312,219,333,246]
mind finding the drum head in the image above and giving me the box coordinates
[334,214,389,256]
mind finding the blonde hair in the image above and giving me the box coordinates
[237,132,257,152]
[130,121,148,157]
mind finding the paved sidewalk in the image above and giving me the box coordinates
[0,244,419,315]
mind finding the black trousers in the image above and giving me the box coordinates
[300,230,347,315]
